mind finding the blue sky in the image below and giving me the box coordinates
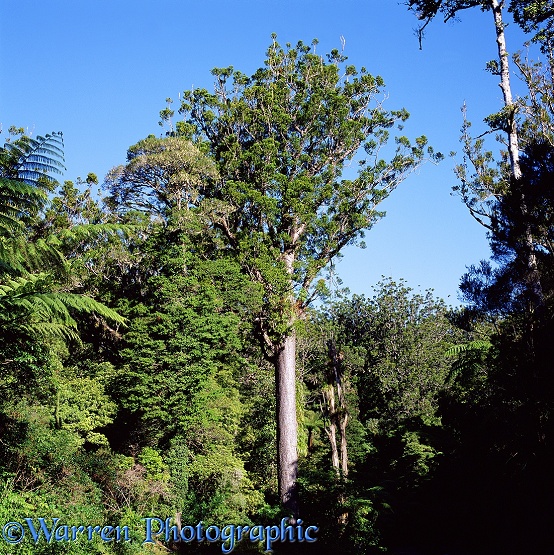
[1,0,535,303]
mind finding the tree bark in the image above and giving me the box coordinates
[275,332,299,517]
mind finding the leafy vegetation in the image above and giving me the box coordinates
[2,13,554,554]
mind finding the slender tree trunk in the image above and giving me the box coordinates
[325,339,349,526]
[275,332,299,517]
[339,413,349,478]
[307,428,314,452]
[491,0,545,311]
[491,0,520,178]
[327,339,349,477]
[323,385,340,474]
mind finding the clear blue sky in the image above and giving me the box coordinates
[1,0,535,303]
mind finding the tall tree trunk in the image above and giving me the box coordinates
[491,0,545,311]
[491,0,521,178]
[273,249,300,517]
[275,330,299,517]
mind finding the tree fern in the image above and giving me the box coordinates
[0,132,65,189]
[445,340,493,388]
[0,273,125,341]
[0,177,47,235]
[0,235,66,275]
[0,132,65,274]
[0,131,126,343]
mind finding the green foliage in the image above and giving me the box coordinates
[104,135,218,218]
[331,279,464,426]
[186,446,264,524]
[12,26,554,554]
[137,447,168,481]
[0,130,126,348]
[510,0,554,50]
[55,375,116,446]
[116,260,246,442]
[444,339,493,356]
[0,272,125,341]
[92,205,266,527]
[293,279,467,552]
[0,130,136,555]
[174,36,440,347]
[160,40,441,515]
[456,50,554,318]
[0,336,54,400]
[235,359,277,495]
[0,177,46,236]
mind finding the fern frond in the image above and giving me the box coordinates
[18,321,80,342]
[446,339,493,386]
[0,236,65,275]
[20,161,65,174]
[2,132,65,188]
[32,147,65,165]
[0,177,47,229]
[0,212,23,234]
[51,293,126,325]
[25,154,64,167]
[54,223,136,242]
[0,173,63,274]
[0,177,48,245]
[445,340,492,357]
[0,273,125,341]
[0,177,44,199]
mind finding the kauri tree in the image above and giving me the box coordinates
[171,37,440,515]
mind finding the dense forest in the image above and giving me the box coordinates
[2,1,554,554]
